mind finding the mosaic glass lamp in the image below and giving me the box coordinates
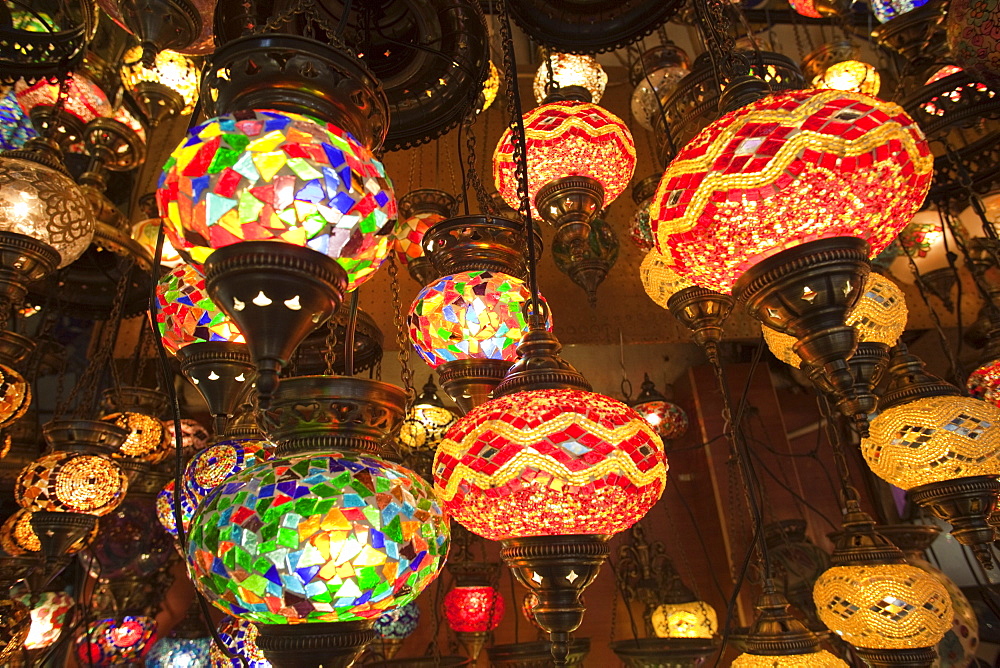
[478,61,500,113]
[16,589,74,650]
[493,100,636,244]
[0,89,37,150]
[76,616,158,667]
[155,479,198,539]
[0,599,30,664]
[183,435,272,508]
[0,507,95,556]
[372,602,420,660]
[211,616,271,668]
[871,0,931,22]
[392,189,458,285]
[0,331,33,430]
[813,502,951,667]
[14,73,111,151]
[630,374,688,441]
[101,388,170,467]
[813,60,881,96]
[861,345,1000,568]
[532,53,608,104]
[399,376,457,479]
[651,600,718,639]
[445,585,505,661]
[146,637,211,668]
[120,45,202,126]
[132,217,184,268]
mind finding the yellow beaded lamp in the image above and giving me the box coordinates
[733,584,848,668]
[398,376,457,479]
[100,388,170,478]
[813,502,951,667]
[861,345,1000,567]
[639,249,733,366]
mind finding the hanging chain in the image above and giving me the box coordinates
[693,0,751,82]
[387,254,415,405]
[463,112,498,215]
[323,317,339,376]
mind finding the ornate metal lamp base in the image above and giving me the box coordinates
[667,286,735,366]
[488,639,591,668]
[176,342,256,434]
[917,267,957,311]
[456,630,490,661]
[437,358,512,414]
[0,232,59,313]
[809,342,889,437]
[131,82,185,127]
[254,620,376,668]
[42,419,127,456]
[260,375,406,456]
[611,637,719,667]
[423,214,540,279]
[853,646,936,668]
[30,511,96,559]
[204,241,347,407]
[734,237,870,423]
[908,475,1000,569]
[501,534,609,666]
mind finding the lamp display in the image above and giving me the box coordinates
[102,412,168,464]
[76,616,158,666]
[0,90,37,150]
[15,451,128,516]
[132,217,184,268]
[630,45,691,132]
[444,585,506,633]
[120,45,201,123]
[0,507,95,555]
[18,589,74,650]
[813,61,881,97]
[186,451,449,623]
[650,89,932,294]
[532,53,608,104]
[155,263,245,355]
[0,599,29,664]
[392,209,447,266]
[871,0,931,22]
[650,600,717,639]
[434,388,667,540]
[0,148,96,268]
[211,617,270,668]
[14,73,112,149]
[373,601,420,639]
[156,479,197,538]
[146,637,211,668]
[183,436,272,501]
[763,272,908,367]
[493,101,636,220]
[392,188,458,285]
[630,375,688,441]
[157,109,395,292]
[408,271,550,367]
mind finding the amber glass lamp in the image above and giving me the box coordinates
[532,53,608,105]
[652,88,931,428]
[813,502,951,667]
[434,322,667,664]
[120,45,201,126]
[861,345,1000,568]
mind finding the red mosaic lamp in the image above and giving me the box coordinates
[14,73,112,152]
[651,89,932,427]
[393,188,458,285]
[444,583,506,660]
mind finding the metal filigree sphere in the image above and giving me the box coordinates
[157,109,396,291]
[493,101,636,219]
[434,388,667,540]
[651,89,933,294]
[187,451,449,623]
[862,396,1000,489]
[0,155,95,267]
[813,564,952,649]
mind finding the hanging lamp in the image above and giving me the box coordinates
[120,45,202,127]
[861,345,1000,568]
[629,374,689,441]
[393,189,459,286]
[372,602,420,661]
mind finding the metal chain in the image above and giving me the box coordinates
[463,112,498,215]
[387,254,415,405]
[693,0,751,81]
[323,317,339,376]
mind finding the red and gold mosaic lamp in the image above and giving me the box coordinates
[392,188,458,285]
[651,88,932,431]
[629,374,689,442]
[76,616,158,667]
[434,320,667,664]
[444,585,506,661]
[14,73,112,151]
[493,100,636,253]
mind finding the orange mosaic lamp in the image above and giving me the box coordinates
[492,100,636,229]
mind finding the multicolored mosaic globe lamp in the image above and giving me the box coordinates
[17,589,75,650]
[145,637,211,668]
[651,88,932,430]
[434,319,667,664]
[409,213,548,414]
[861,345,1000,568]
[156,263,255,433]
[393,188,458,285]
[211,616,271,668]
[15,419,130,558]
[76,615,158,667]
[813,502,952,667]
[157,32,395,406]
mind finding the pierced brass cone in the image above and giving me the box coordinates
[501,535,609,666]
[254,620,376,668]
[742,586,822,657]
[917,268,957,311]
[457,630,490,661]
[853,646,937,668]
[808,342,890,437]
[260,375,406,456]
[829,501,908,567]
[907,475,1000,570]
[423,215,540,279]
[734,237,870,420]
[534,176,604,237]
[203,241,348,408]
[176,341,257,434]
[666,286,735,366]
[437,359,512,415]
[131,82,185,127]
[0,232,59,311]
[878,343,960,410]
[407,256,436,286]
[611,638,719,668]
[29,511,96,560]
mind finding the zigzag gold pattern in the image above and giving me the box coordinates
[436,414,666,502]
[653,93,931,235]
